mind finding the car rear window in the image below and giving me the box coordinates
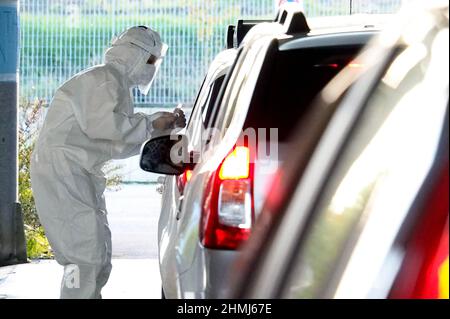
[244,45,362,141]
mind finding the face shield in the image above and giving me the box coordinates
[137,43,168,95]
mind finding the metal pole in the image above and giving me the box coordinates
[0,0,27,266]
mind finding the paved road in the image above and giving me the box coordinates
[105,183,162,259]
[0,183,164,299]
[0,259,161,299]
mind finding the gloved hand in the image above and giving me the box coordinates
[152,108,186,131]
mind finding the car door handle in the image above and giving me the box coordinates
[156,176,165,194]
[176,195,184,220]
[156,184,164,194]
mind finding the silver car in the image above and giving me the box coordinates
[141,6,378,298]
[155,48,237,298]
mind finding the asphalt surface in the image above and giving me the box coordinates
[105,183,162,259]
[0,183,163,299]
[0,259,161,299]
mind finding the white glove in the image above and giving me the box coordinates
[152,108,186,131]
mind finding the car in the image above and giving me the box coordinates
[141,4,381,298]
[155,47,238,298]
[230,1,449,299]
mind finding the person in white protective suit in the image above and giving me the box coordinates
[30,26,185,299]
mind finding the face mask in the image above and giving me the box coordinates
[129,54,162,95]
[129,44,167,95]
[135,63,156,95]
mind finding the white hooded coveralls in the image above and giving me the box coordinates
[30,27,169,299]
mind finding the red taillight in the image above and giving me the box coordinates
[185,170,193,182]
[390,163,449,299]
[219,147,250,180]
[420,219,448,299]
[348,62,364,68]
[314,63,339,69]
[177,169,193,193]
[200,146,254,250]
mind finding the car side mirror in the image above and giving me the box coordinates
[140,135,195,175]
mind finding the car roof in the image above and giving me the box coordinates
[212,48,238,64]
[307,14,393,31]
[279,30,377,51]
[241,20,378,51]
[205,48,238,80]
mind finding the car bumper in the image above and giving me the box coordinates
[178,242,238,299]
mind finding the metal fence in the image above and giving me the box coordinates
[19,0,403,107]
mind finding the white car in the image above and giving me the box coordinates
[141,6,378,298]
[231,1,449,299]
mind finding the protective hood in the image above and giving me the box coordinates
[104,26,167,95]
